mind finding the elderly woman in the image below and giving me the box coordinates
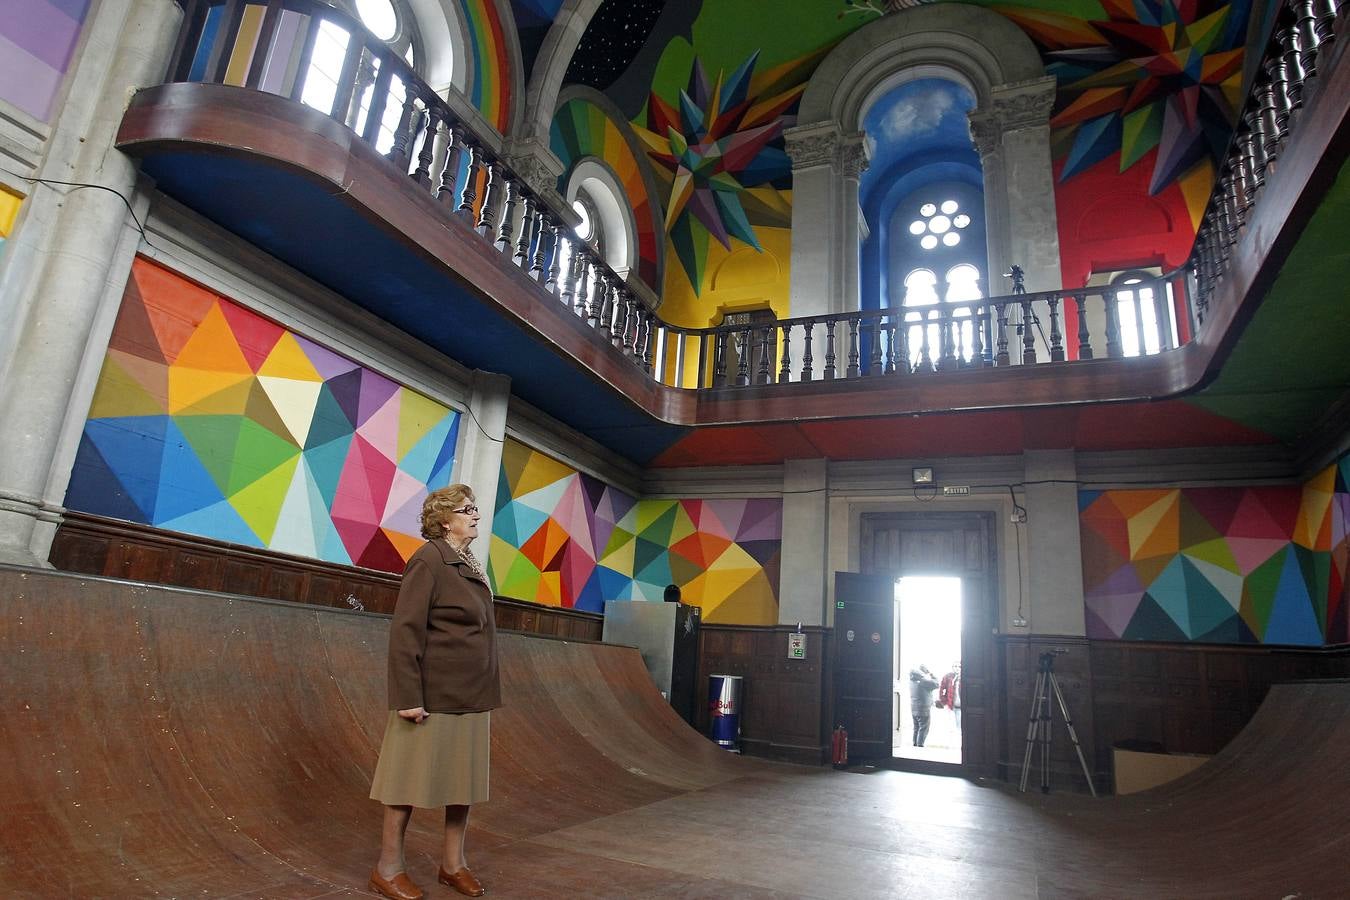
[369,484,499,900]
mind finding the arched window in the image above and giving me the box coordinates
[557,159,638,308]
[1111,270,1175,357]
[300,0,427,154]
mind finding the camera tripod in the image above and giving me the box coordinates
[1018,652,1097,796]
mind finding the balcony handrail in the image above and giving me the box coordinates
[160,0,1345,396]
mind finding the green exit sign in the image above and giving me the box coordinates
[836,601,845,608]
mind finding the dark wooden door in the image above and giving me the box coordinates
[861,512,1001,778]
[832,572,897,761]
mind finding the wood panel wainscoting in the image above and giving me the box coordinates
[49,512,602,641]
[696,624,833,765]
[1000,635,1350,793]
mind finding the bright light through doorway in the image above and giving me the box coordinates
[894,576,962,764]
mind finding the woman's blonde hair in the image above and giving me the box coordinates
[421,484,475,540]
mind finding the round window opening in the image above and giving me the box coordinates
[572,199,594,242]
[355,0,398,40]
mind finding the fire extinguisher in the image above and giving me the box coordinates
[831,724,849,768]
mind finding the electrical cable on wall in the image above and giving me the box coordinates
[1,168,162,253]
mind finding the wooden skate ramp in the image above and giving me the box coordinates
[3,566,1349,898]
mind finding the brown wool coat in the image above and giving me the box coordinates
[387,540,501,714]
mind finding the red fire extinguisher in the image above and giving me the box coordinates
[831,724,849,768]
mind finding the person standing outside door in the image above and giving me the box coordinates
[909,665,939,747]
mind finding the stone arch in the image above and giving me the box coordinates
[787,5,1062,325]
[518,0,606,145]
[406,0,467,95]
[565,157,638,279]
[798,5,1044,130]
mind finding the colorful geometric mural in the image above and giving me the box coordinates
[65,258,461,573]
[457,0,513,132]
[633,51,803,295]
[551,95,661,288]
[490,439,781,624]
[1080,460,1350,645]
[999,0,1250,196]
[0,0,89,122]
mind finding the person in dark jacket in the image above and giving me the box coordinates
[909,665,939,747]
[369,485,499,900]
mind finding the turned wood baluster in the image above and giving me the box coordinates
[558,237,579,309]
[1257,74,1283,164]
[1244,110,1269,189]
[530,212,551,280]
[897,318,911,374]
[1266,55,1293,144]
[1281,26,1307,109]
[1312,0,1340,44]
[456,142,482,218]
[1019,297,1037,364]
[801,322,814,382]
[1047,296,1065,362]
[735,329,751,386]
[1296,0,1326,77]
[642,310,656,373]
[823,322,837,379]
[1104,290,1123,358]
[544,224,564,292]
[884,321,897,374]
[1074,294,1092,359]
[475,161,500,237]
[868,319,883,376]
[914,316,931,373]
[1236,141,1258,217]
[384,93,418,172]
[971,306,986,366]
[435,124,463,208]
[756,326,772,385]
[597,274,614,338]
[513,193,537,266]
[493,177,518,250]
[844,318,860,378]
[713,331,728,386]
[574,252,593,319]
[995,304,1011,366]
[411,105,440,187]
[778,324,792,383]
[943,309,961,370]
[610,289,627,348]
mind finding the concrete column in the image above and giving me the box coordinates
[778,458,829,626]
[1022,449,1086,635]
[455,370,511,551]
[784,122,842,320]
[0,0,180,566]
[992,77,1061,294]
[838,135,869,316]
[970,77,1061,296]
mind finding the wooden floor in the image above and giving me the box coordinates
[2,566,1347,898]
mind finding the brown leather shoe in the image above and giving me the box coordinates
[438,866,485,897]
[369,868,424,900]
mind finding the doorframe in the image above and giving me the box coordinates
[856,509,1005,781]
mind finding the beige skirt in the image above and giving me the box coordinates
[369,710,490,808]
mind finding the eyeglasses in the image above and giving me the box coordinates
[451,505,479,516]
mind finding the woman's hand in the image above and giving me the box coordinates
[398,707,429,723]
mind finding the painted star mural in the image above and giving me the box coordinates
[998,0,1251,193]
[632,51,805,294]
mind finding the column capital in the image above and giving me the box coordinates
[989,76,1058,131]
[503,136,574,224]
[784,122,841,170]
[966,111,1002,158]
[839,133,871,179]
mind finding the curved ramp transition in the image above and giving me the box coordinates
[2,567,1347,898]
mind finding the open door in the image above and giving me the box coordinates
[833,572,897,761]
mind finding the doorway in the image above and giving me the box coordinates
[893,575,962,763]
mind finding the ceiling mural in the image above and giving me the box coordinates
[998,0,1252,194]
[532,0,1257,307]
[632,51,803,295]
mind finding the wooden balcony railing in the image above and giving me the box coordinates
[1190,0,1344,322]
[162,0,1345,399]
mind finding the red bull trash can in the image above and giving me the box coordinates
[708,674,743,751]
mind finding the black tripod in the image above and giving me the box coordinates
[1018,652,1097,796]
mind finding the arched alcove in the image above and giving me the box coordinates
[786,5,1060,328]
